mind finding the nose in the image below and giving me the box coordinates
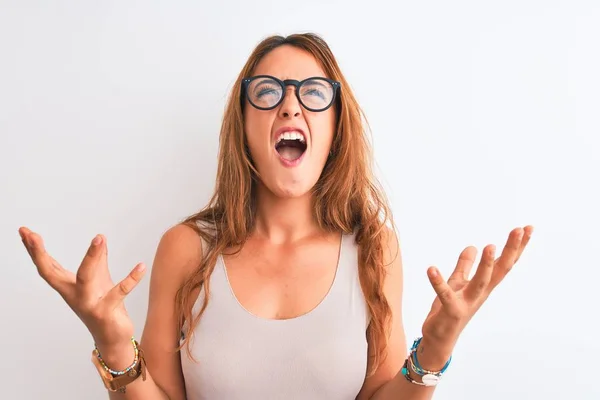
[278,86,302,119]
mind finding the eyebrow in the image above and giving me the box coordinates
[303,79,327,88]
[255,78,276,85]
[251,76,330,89]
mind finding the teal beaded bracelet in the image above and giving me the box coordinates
[410,337,452,376]
[400,337,452,387]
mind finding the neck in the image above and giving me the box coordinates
[253,184,321,244]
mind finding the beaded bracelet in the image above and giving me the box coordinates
[410,337,452,377]
[93,337,139,377]
[400,337,452,387]
[401,357,429,386]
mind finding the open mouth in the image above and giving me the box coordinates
[274,131,307,162]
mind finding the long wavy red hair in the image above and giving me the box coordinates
[175,32,397,376]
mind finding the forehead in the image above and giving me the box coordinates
[252,45,328,80]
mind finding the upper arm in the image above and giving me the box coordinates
[357,227,407,400]
[139,223,204,400]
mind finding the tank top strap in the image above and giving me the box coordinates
[325,230,370,328]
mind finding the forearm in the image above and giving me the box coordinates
[370,337,454,400]
[96,342,171,400]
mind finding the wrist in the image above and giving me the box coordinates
[94,338,137,372]
[414,335,454,371]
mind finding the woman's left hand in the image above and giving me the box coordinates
[420,225,534,351]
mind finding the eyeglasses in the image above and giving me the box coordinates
[242,75,341,112]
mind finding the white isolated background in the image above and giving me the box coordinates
[1,1,598,399]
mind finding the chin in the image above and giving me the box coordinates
[265,177,317,199]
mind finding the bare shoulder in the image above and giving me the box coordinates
[138,222,204,400]
[382,225,403,300]
[382,224,402,269]
[357,225,407,399]
[152,223,204,278]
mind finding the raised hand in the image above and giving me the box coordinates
[19,227,146,351]
[421,226,534,348]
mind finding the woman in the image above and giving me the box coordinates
[19,33,532,399]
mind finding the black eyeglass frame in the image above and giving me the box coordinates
[241,75,341,112]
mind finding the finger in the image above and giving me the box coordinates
[427,267,461,315]
[96,234,112,283]
[447,246,477,290]
[19,227,75,293]
[490,228,523,288]
[464,244,496,300]
[76,235,105,284]
[514,225,534,263]
[96,234,108,266]
[104,263,147,308]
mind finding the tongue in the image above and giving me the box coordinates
[278,145,304,161]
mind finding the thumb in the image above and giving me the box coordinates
[427,267,459,311]
[104,263,147,308]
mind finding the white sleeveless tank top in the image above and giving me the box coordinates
[180,231,370,400]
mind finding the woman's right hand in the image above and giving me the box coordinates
[19,227,147,355]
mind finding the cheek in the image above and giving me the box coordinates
[244,111,274,156]
[308,113,336,154]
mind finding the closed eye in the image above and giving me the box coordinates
[302,88,326,100]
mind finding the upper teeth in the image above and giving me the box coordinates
[276,131,305,144]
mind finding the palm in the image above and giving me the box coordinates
[421,226,533,343]
[19,227,145,347]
